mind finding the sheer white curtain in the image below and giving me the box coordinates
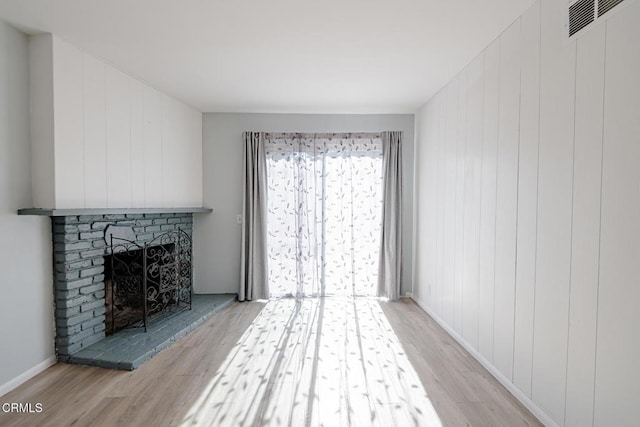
[265,133,383,298]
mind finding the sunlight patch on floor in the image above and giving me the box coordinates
[181,298,442,427]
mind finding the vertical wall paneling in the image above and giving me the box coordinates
[594,2,640,425]
[414,0,640,424]
[432,95,441,314]
[130,79,145,205]
[171,101,187,206]
[82,54,107,208]
[185,106,203,206]
[436,93,447,318]
[532,0,576,421]
[29,35,202,209]
[53,38,84,208]
[415,103,435,307]
[181,104,203,206]
[461,53,485,350]
[194,111,204,205]
[161,95,174,207]
[425,101,440,308]
[454,69,468,335]
[493,19,521,381]
[176,103,191,206]
[478,39,500,362]
[513,0,541,398]
[415,111,426,303]
[443,81,459,326]
[105,67,133,208]
[143,87,163,207]
[413,109,425,303]
[28,34,55,209]
[564,22,606,427]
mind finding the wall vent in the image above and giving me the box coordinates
[598,0,625,16]
[568,0,629,37]
[569,0,596,36]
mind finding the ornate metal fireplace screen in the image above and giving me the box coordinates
[106,229,192,335]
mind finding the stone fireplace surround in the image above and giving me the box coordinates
[52,213,193,361]
[50,212,195,359]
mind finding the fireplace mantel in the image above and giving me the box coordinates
[18,207,213,216]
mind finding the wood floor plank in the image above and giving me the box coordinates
[0,298,541,427]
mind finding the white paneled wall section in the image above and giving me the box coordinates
[413,0,640,426]
[30,35,202,209]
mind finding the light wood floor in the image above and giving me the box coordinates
[0,298,540,427]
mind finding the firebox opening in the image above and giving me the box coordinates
[104,242,181,335]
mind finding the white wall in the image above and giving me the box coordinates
[195,113,414,295]
[29,35,203,209]
[0,20,55,395]
[28,34,55,210]
[413,0,640,425]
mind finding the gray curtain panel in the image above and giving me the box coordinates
[239,132,269,301]
[378,131,403,300]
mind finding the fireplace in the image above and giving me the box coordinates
[105,230,192,335]
[50,212,195,360]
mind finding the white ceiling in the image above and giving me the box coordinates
[0,0,534,113]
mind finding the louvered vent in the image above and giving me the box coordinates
[569,0,595,36]
[598,0,625,16]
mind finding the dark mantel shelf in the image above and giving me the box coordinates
[18,207,213,216]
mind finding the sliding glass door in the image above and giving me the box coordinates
[265,133,383,298]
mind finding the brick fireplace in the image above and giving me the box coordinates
[51,212,194,359]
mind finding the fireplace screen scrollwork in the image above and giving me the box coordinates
[107,229,192,335]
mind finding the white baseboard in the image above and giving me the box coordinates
[0,357,56,398]
[410,296,558,427]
